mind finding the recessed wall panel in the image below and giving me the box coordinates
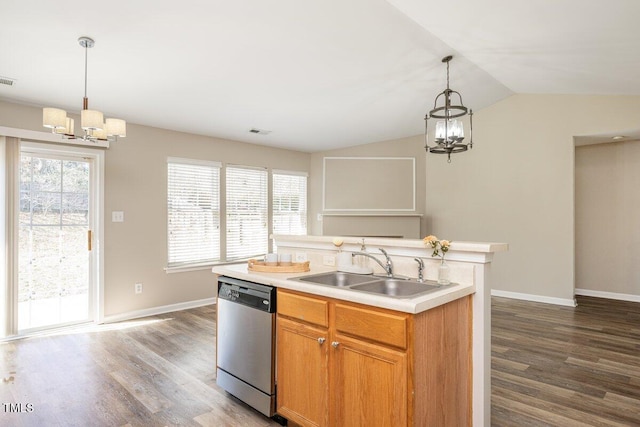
[323,157,415,211]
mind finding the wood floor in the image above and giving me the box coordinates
[492,296,640,427]
[1,296,638,426]
[0,305,280,427]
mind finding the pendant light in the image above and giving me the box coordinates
[424,55,472,162]
[43,36,126,142]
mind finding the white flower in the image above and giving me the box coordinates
[423,236,452,259]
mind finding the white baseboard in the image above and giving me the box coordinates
[574,288,640,303]
[101,297,217,324]
[491,289,577,307]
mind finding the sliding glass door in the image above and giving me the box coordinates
[18,151,93,331]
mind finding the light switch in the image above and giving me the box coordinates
[112,211,124,222]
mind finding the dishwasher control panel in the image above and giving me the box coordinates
[219,286,240,300]
[218,276,275,313]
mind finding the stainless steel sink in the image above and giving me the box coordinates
[294,272,449,298]
[296,271,377,287]
[350,278,443,298]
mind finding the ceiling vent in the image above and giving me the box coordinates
[249,128,272,135]
[0,76,16,86]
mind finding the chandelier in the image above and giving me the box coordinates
[424,55,472,162]
[42,36,126,142]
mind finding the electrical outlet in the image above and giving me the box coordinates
[295,252,308,262]
[323,255,335,266]
[135,283,143,294]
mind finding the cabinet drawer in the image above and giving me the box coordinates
[278,290,328,328]
[334,303,408,349]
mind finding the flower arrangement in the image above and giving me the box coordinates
[423,235,451,260]
[424,235,452,285]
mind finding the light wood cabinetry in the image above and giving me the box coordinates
[332,333,407,426]
[277,316,329,427]
[276,289,471,427]
[276,291,329,426]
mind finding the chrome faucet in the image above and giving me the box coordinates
[414,258,424,282]
[352,248,393,277]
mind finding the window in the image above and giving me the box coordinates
[167,158,220,267]
[167,160,307,268]
[226,166,268,260]
[273,170,307,236]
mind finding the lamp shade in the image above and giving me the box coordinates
[55,117,74,135]
[91,125,108,140]
[67,117,75,135]
[105,118,126,137]
[81,109,104,130]
[43,108,67,129]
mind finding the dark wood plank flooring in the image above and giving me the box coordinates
[492,296,640,427]
[1,296,639,426]
[0,305,279,427]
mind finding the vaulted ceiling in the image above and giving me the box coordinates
[1,0,638,152]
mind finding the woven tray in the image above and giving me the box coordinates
[247,259,310,273]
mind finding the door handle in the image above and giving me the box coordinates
[88,230,92,251]
[317,337,326,345]
[331,341,340,348]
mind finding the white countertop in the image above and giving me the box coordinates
[212,263,475,314]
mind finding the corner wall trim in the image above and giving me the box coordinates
[491,290,577,307]
[575,288,640,303]
[101,297,216,324]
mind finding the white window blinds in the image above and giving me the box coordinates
[167,158,220,267]
[226,166,268,260]
[273,171,307,236]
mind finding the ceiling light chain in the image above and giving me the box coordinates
[42,36,126,142]
[424,55,473,163]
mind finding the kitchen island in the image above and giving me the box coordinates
[213,235,507,426]
[212,262,474,314]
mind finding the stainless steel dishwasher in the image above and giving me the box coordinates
[216,276,276,417]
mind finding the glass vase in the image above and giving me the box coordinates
[438,258,450,285]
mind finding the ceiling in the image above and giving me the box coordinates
[1,0,638,152]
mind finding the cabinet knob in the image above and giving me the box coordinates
[331,341,340,348]
[317,337,326,345]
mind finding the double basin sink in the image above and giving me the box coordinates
[294,271,450,299]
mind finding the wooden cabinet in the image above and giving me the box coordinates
[276,291,329,426]
[276,289,472,427]
[277,316,329,427]
[332,333,407,426]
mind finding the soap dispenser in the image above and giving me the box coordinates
[356,238,370,270]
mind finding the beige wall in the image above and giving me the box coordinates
[309,94,640,302]
[425,94,640,301]
[575,140,640,297]
[308,135,427,236]
[5,93,640,311]
[0,100,310,317]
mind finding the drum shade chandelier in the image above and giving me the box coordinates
[424,55,472,162]
[43,36,126,142]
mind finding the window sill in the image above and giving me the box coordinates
[164,259,254,274]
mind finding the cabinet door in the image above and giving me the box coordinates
[277,316,329,427]
[331,334,407,427]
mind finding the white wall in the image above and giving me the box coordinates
[575,140,640,298]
